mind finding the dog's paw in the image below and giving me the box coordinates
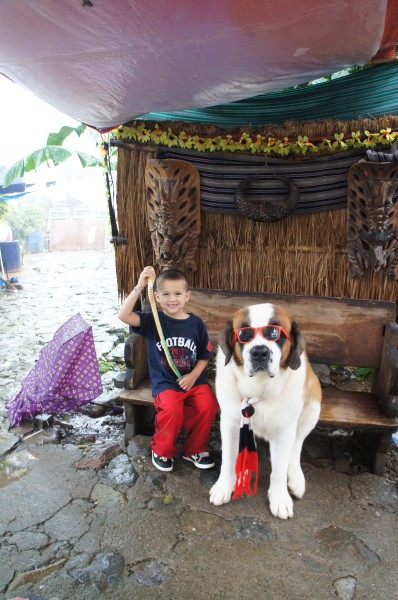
[288,467,306,499]
[268,487,294,519]
[209,482,233,506]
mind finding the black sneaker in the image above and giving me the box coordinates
[152,451,173,472]
[182,452,215,469]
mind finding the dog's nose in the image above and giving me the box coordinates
[250,345,269,362]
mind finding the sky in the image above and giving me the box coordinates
[0,75,106,213]
[0,75,81,168]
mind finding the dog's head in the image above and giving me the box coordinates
[218,303,305,378]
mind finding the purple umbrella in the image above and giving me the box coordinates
[7,313,103,427]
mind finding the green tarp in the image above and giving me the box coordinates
[140,62,398,126]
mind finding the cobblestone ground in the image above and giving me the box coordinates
[0,248,124,417]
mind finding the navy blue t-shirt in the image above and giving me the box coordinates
[131,311,213,395]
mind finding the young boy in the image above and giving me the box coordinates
[118,266,218,472]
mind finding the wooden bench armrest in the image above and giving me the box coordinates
[123,333,148,390]
[374,322,398,418]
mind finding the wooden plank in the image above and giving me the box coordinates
[119,381,398,431]
[188,289,396,368]
[119,383,153,407]
[124,333,149,389]
[119,380,216,406]
[374,322,398,417]
[320,388,398,430]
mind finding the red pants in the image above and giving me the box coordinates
[151,384,218,459]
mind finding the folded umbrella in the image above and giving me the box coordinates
[7,313,103,427]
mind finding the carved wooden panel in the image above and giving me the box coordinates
[347,161,398,279]
[145,158,201,271]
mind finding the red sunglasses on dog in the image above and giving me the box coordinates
[234,325,290,344]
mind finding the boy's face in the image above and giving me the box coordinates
[154,279,191,317]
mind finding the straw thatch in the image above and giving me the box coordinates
[114,144,398,306]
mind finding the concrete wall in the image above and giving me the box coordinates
[50,219,107,250]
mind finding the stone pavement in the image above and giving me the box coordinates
[0,250,397,600]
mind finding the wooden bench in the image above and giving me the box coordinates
[118,288,398,474]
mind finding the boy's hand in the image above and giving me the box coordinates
[137,266,155,291]
[178,372,197,392]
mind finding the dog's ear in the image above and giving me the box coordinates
[288,320,305,370]
[218,320,235,365]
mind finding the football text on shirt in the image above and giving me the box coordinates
[156,337,196,353]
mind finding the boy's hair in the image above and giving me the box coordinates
[155,268,189,291]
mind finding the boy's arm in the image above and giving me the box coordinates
[118,265,155,327]
[178,359,209,391]
[189,358,209,379]
[177,318,214,390]
[117,287,142,327]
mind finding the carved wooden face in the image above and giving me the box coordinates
[347,161,398,279]
[145,158,201,271]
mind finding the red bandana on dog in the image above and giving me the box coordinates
[232,398,258,499]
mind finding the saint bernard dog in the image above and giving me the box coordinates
[209,303,322,519]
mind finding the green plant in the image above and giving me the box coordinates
[5,201,46,250]
[0,200,8,220]
[0,166,10,219]
[2,124,103,187]
[98,358,117,375]
[329,364,375,380]
[352,367,375,380]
